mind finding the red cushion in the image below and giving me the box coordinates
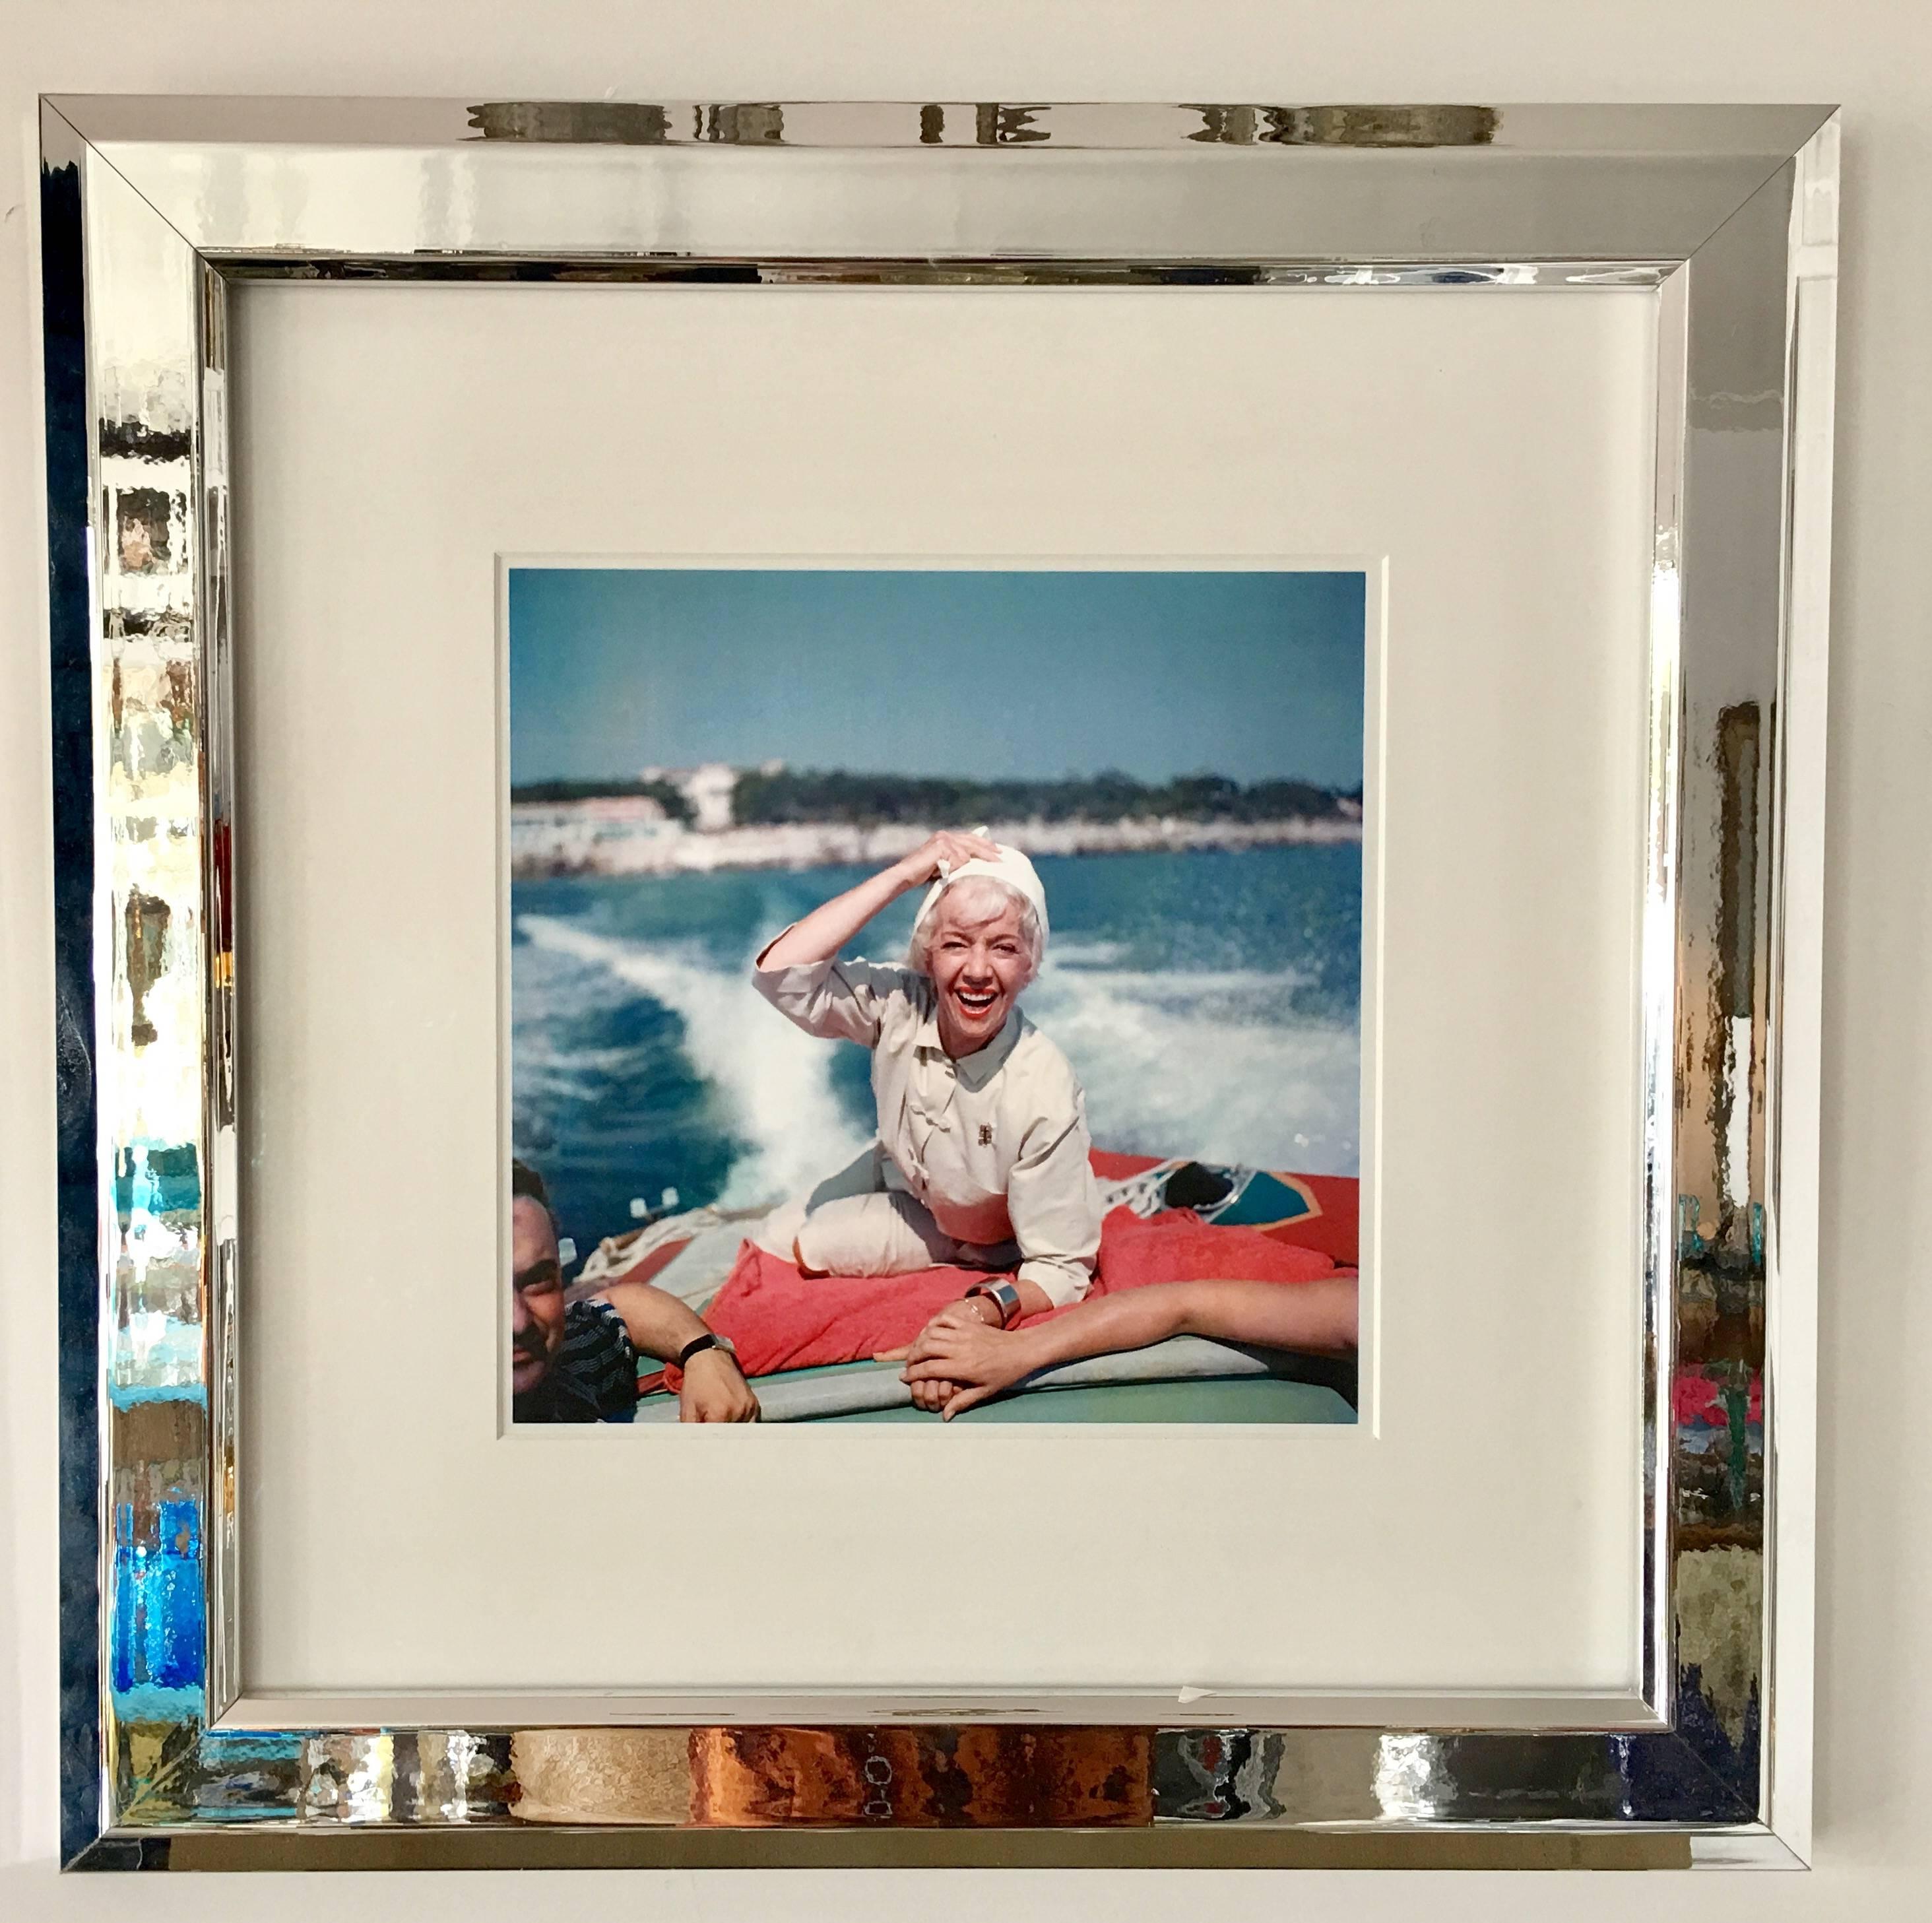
[697,1204,1343,1379]
[1088,1206,1339,1292]
[698,1249,993,1380]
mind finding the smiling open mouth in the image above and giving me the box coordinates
[954,987,999,1015]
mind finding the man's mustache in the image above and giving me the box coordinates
[513,1324,551,1362]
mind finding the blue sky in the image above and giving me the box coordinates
[509,568,1365,789]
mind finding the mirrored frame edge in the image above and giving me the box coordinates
[39,96,1838,1871]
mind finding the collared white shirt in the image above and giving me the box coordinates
[752,952,1102,1305]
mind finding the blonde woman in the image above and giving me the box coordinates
[752,830,1104,1396]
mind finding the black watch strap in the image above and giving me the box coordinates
[676,1332,732,1370]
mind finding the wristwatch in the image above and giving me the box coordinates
[963,1280,1023,1328]
[676,1332,740,1371]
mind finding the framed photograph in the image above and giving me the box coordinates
[42,96,1838,1870]
[508,561,1368,1430]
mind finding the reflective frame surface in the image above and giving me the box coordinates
[40,96,1839,1870]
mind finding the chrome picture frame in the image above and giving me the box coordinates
[41,96,1838,1870]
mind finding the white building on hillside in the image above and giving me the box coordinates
[641,762,740,832]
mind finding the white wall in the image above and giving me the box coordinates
[2,5,1925,1918]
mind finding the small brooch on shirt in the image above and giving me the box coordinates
[978,1123,994,1146]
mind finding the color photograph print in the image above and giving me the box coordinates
[508,567,1367,1426]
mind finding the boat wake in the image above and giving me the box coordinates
[517,915,872,1206]
[515,914,1361,1213]
[1027,951,1359,1175]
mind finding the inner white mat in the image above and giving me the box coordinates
[234,283,1651,1698]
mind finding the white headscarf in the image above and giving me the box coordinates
[910,834,1050,960]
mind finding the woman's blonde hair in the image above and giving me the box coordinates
[907,874,1045,985]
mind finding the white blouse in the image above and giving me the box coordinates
[752,951,1103,1306]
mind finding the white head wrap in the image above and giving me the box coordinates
[911,833,1050,960]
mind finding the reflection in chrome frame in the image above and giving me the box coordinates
[41,97,1837,1870]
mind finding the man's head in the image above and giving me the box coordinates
[510,1160,565,1397]
[917,876,1039,1057]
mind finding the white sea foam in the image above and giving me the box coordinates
[515,915,871,1206]
[521,1041,657,1075]
[513,1038,661,1105]
[516,914,1360,1200]
[1047,965,1308,1007]
[1048,939,1128,967]
[1026,958,1360,1176]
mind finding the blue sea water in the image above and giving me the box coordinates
[512,845,1361,1264]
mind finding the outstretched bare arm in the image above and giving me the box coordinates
[897,1276,1359,1419]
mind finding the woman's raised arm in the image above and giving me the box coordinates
[756,828,1000,970]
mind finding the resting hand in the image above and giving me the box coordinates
[901,1307,1033,1421]
[678,1349,760,1423]
[868,1347,946,1405]
[892,828,1002,890]
[871,1300,983,1366]
[875,1297,1003,1414]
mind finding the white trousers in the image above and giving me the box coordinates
[755,1144,1018,1278]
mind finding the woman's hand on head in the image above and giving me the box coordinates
[893,828,1002,889]
[758,831,996,971]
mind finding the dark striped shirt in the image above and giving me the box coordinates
[513,1298,638,1423]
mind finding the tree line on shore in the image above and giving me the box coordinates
[510,767,1359,828]
[509,777,697,820]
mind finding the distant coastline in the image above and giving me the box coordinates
[509,764,1363,878]
[510,810,1362,878]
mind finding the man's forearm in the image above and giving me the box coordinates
[597,1279,713,1364]
[1004,1288,1190,1377]
[1004,1278,1357,1377]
